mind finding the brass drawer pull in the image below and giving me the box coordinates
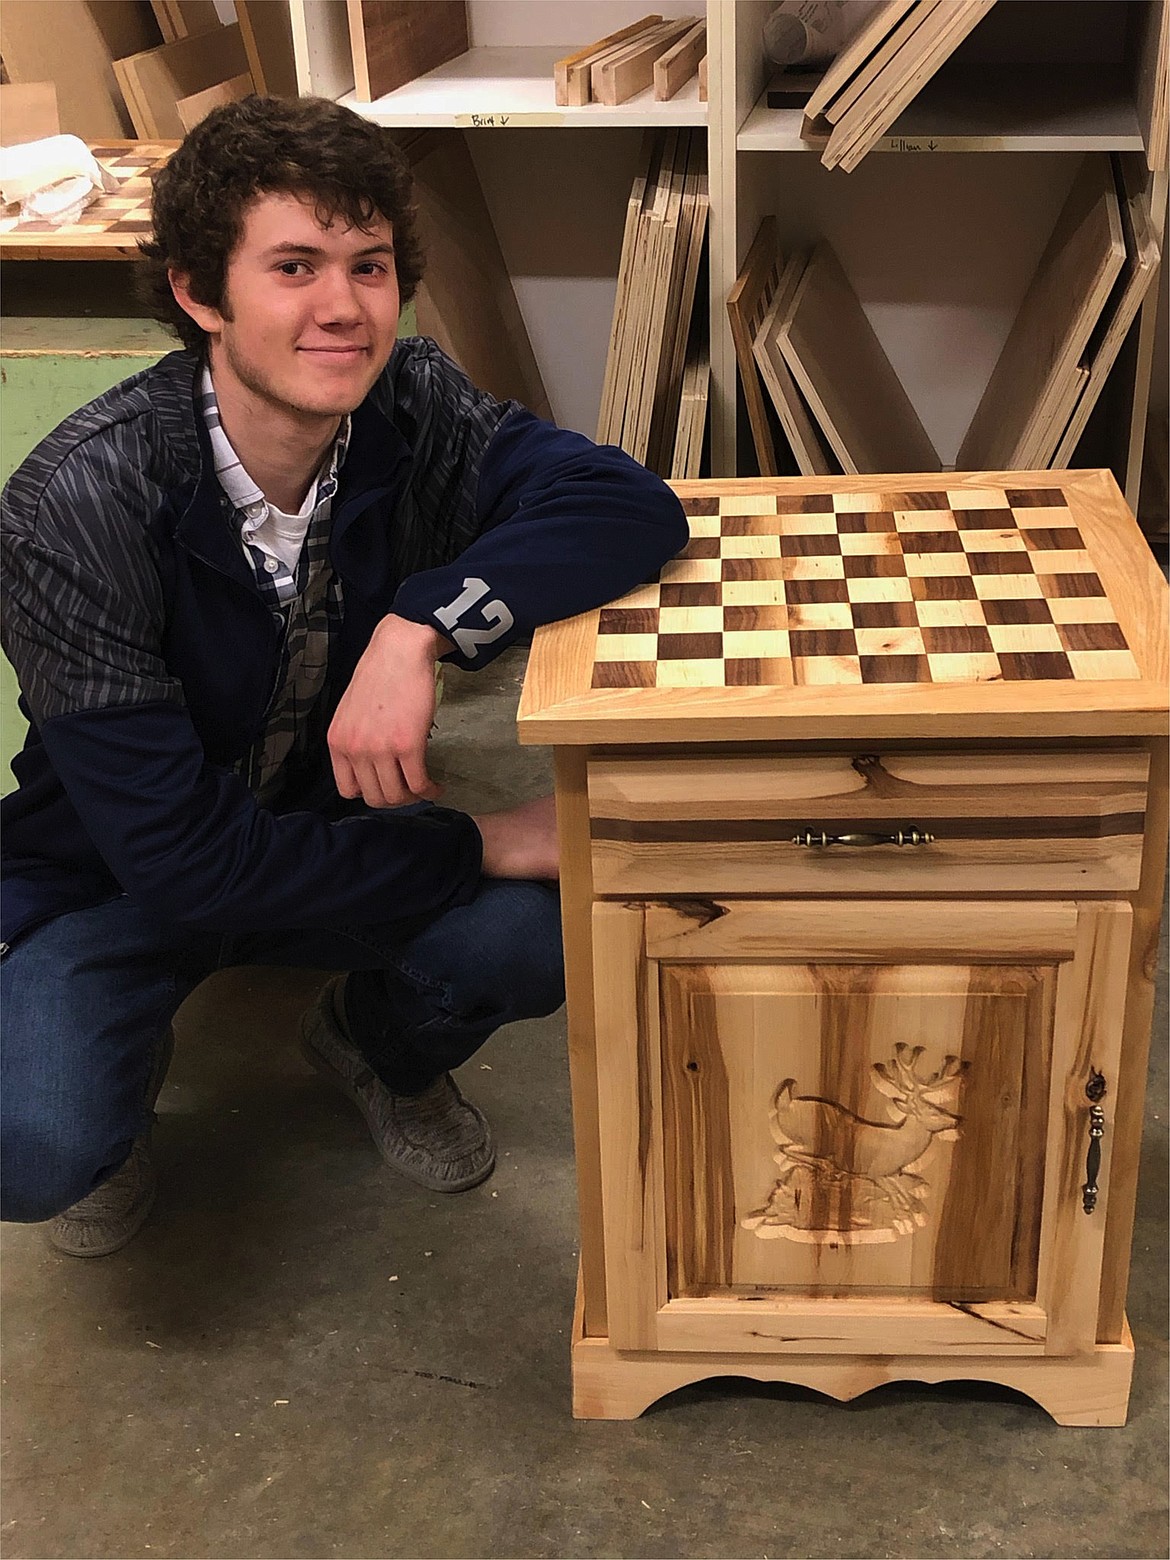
[792,829,936,848]
[1082,1068,1107,1214]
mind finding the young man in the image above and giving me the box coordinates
[0,97,686,1256]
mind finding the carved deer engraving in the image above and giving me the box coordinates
[743,1044,969,1243]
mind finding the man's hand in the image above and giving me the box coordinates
[472,794,559,880]
[328,614,451,808]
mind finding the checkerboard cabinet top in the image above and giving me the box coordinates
[0,143,175,259]
[518,472,1169,746]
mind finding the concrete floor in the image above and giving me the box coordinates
[2,645,1167,1560]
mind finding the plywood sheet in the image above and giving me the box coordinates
[404,130,550,422]
[726,217,781,477]
[753,253,836,477]
[237,0,299,97]
[958,155,1126,470]
[113,22,250,138]
[826,0,997,172]
[777,242,938,473]
[803,0,917,122]
[1053,158,1162,464]
[0,0,162,139]
[347,0,468,103]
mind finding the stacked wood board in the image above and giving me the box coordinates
[737,223,937,475]
[959,154,1160,470]
[801,0,998,170]
[554,15,706,107]
[597,130,710,476]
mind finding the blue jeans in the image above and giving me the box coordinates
[0,876,563,1223]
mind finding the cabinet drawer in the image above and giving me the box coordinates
[588,750,1148,896]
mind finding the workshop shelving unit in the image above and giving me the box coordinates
[291,0,1166,515]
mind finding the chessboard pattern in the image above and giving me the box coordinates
[592,485,1141,689]
[0,143,175,254]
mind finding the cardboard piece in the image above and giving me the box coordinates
[150,1,220,43]
[753,252,837,477]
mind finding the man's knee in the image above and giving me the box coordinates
[0,1121,126,1223]
[440,881,565,1021]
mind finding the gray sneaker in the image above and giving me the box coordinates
[48,1027,175,1258]
[300,977,495,1193]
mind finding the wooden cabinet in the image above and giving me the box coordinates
[520,470,1167,1423]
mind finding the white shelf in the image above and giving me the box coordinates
[738,66,1146,154]
[340,46,706,128]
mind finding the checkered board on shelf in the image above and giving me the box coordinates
[592,486,1140,689]
[0,144,173,243]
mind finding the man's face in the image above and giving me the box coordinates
[176,190,401,421]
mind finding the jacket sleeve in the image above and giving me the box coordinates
[2,451,484,936]
[390,408,689,670]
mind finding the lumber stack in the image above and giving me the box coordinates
[800,0,997,171]
[554,15,706,107]
[597,130,709,477]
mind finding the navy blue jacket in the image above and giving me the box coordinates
[0,340,687,947]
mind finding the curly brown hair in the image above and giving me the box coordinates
[138,95,424,351]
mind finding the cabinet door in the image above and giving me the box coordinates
[592,899,1130,1357]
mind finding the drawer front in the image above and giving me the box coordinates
[588,750,1148,896]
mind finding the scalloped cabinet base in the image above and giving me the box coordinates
[571,1275,1135,1425]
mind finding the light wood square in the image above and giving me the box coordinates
[662,558,722,583]
[658,605,725,633]
[777,512,838,535]
[724,629,791,658]
[1012,506,1075,527]
[895,507,959,534]
[1066,649,1142,680]
[958,529,1027,552]
[720,534,782,558]
[973,574,1044,599]
[717,494,780,516]
[904,554,973,577]
[594,633,659,662]
[656,659,726,687]
[787,602,855,629]
[687,513,723,538]
[986,623,1064,654]
[846,577,914,603]
[781,557,845,580]
[947,488,1008,510]
[840,532,900,555]
[854,627,927,656]
[914,599,990,627]
[722,580,787,606]
[1027,550,1096,575]
[832,492,886,512]
[926,652,1005,682]
[1046,596,1119,624]
[792,655,863,685]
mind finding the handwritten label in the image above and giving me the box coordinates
[454,112,566,128]
[874,136,1007,153]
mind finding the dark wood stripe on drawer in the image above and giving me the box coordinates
[591,814,1146,843]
